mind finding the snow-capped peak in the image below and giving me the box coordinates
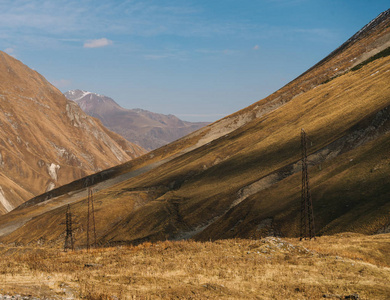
[65,89,107,102]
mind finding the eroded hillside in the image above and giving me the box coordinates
[0,52,146,214]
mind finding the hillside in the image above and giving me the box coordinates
[0,10,389,246]
[64,90,209,151]
[0,52,146,214]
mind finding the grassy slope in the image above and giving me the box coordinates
[0,234,389,299]
[200,130,390,240]
[102,55,390,244]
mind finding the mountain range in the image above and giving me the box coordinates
[0,9,389,246]
[64,90,209,151]
[0,52,145,214]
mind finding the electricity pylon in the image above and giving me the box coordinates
[64,204,74,251]
[300,129,316,240]
[87,188,97,251]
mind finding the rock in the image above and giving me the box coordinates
[84,263,103,268]
[322,294,342,299]
[345,294,359,299]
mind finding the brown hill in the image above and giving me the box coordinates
[0,9,389,246]
[0,52,146,214]
[64,90,209,151]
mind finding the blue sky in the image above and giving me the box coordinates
[1,1,389,122]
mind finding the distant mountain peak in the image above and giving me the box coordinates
[65,89,92,101]
[65,89,122,112]
[65,89,108,101]
[64,90,209,150]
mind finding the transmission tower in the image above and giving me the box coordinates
[87,187,97,251]
[300,129,316,240]
[64,204,74,252]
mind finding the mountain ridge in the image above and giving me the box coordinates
[64,89,209,151]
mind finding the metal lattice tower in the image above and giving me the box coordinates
[87,187,97,251]
[300,129,316,240]
[64,204,74,252]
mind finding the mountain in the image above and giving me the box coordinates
[64,90,209,151]
[0,51,146,214]
[0,9,389,246]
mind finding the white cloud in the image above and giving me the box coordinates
[4,47,14,54]
[83,38,113,48]
[3,47,16,58]
[253,45,259,50]
[51,79,71,89]
[223,49,237,55]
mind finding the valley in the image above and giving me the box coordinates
[0,7,389,300]
[0,10,389,247]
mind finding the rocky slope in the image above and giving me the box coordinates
[0,52,146,214]
[0,9,389,246]
[64,90,209,150]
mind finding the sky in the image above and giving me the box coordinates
[1,1,389,122]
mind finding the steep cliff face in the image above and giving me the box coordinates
[0,51,146,214]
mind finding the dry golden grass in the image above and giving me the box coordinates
[0,234,389,299]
